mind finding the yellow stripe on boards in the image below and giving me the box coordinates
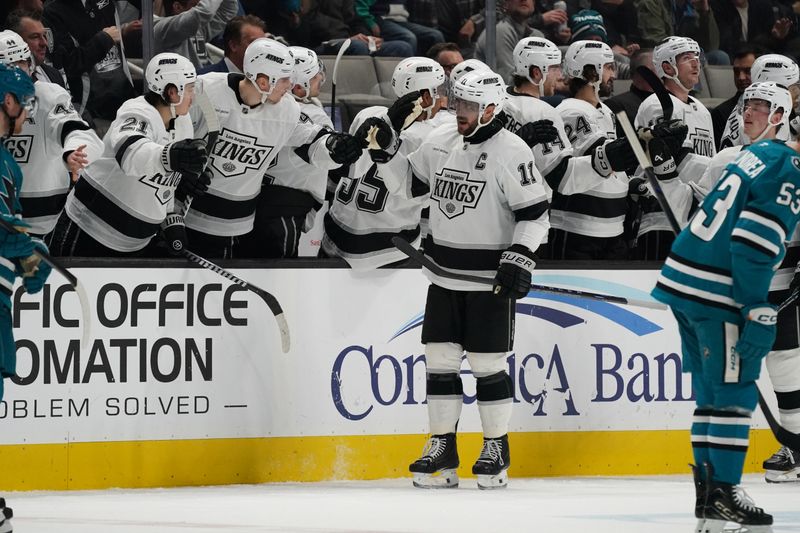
[0,429,779,491]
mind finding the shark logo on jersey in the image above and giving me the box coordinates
[2,136,33,164]
[210,128,275,178]
[689,128,714,157]
[0,162,18,214]
[139,172,181,205]
[432,168,485,219]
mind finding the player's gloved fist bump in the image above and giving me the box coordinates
[326,132,364,165]
[160,213,187,257]
[161,138,208,175]
[493,244,535,300]
[647,137,677,181]
[355,116,394,150]
[0,215,35,259]
[516,119,558,147]
[177,168,212,199]
[22,239,52,295]
[387,90,422,132]
[735,303,778,360]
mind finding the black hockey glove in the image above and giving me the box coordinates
[592,138,637,177]
[516,119,558,148]
[161,139,208,175]
[177,168,212,200]
[493,244,536,300]
[326,132,364,165]
[647,137,677,181]
[628,176,650,198]
[387,90,422,132]
[651,119,688,159]
[160,213,187,257]
[355,116,401,163]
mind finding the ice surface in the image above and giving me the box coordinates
[6,475,800,532]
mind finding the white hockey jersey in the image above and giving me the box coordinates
[720,101,792,149]
[64,96,194,252]
[323,106,430,270]
[408,122,550,291]
[187,72,339,237]
[3,80,102,235]
[553,98,628,237]
[635,93,716,235]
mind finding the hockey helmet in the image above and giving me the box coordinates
[751,54,800,87]
[563,40,614,81]
[244,38,294,103]
[392,57,446,99]
[451,69,505,139]
[145,52,196,105]
[652,36,700,90]
[742,81,792,141]
[449,58,491,85]
[0,30,31,68]
[0,62,34,109]
[289,46,324,100]
[513,36,562,88]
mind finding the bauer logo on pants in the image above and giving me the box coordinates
[431,168,485,219]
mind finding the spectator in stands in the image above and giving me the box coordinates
[155,0,238,69]
[354,0,444,55]
[530,0,572,45]
[5,10,66,87]
[710,45,756,148]
[242,0,307,44]
[428,42,464,78]
[198,15,266,74]
[475,0,544,83]
[605,49,654,126]
[569,10,633,78]
[44,0,138,122]
[638,0,728,64]
[303,0,413,57]
[712,0,791,59]
[430,0,490,56]
[0,0,42,28]
[589,0,641,57]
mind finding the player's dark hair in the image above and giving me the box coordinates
[5,8,42,34]
[426,42,460,60]
[568,65,598,96]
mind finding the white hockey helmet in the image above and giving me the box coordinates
[751,54,800,87]
[0,30,31,68]
[145,52,196,107]
[289,46,324,100]
[653,36,700,91]
[742,81,792,141]
[244,38,295,103]
[392,57,446,98]
[449,58,491,85]
[564,40,614,81]
[513,36,562,90]
[451,69,505,137]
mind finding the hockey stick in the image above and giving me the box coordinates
[391,237,667,310]
[183,250,291,354]
[0,217,92,349]
[779,288,800,312]
[637,66,673,123]
[330,38,351,130]
[617,112,800,450]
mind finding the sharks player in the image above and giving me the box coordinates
[321,56,444,268]
[650,110,800,529]
[406,69,550,490]
[553,40,637,259]
[237,46,332,258]
[0,30,103,240]
[50,53,211,257]
[185,38,364,258]
[0,62,53,533]
[633,36,716,260]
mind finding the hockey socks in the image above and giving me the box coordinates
[426,373,463,435]
[476,371,514,439]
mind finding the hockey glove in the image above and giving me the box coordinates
[22,239,52,295]
[160,213,187,257]
[592,138,637,177]
[326,132,364,165]
[161,139,208,175]
[735,304,778,360]
[628,176,651,198]
[651,119,688,157]
[387,91,423,132]
[647,137,677,181]
[356,117,401,164]
[516,119,558,148]
[0,215,35,259]
[493,244,536,300]
[177,168,212,200]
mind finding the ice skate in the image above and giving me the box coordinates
[700,463,773,533]
[472,434,510,490]
[691,464,707,533]
[762,446,800,483]
[0,497,12,533]
[409,433,459,488]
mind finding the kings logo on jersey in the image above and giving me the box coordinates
[139,172,181,205]
[689,127,714,157]
[210,128,274,178]
[432,167,485,219]
[2,136,33,164]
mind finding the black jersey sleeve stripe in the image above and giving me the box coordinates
[294,129,330,164]
[59,120,92,147]
[543,156,570,192]
[748,206,790,236]
[73,178,160,239]
[324,213,420,255]
[669,252,733,276]
[513,199,549,222]
[424,237,503,271]
[20,192,69,219]
[731,234,779,258]
[554,193,627,219]
[654,281,740,313]
[114,135,147,167]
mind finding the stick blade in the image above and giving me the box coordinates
[275,313,291,354]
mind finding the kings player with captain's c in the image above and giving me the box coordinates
[651,99,800,529]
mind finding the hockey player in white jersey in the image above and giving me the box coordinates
[186,38,364,258]
[50,52,211,256]
[406,69,550,490]
[237,46,332,258]
[719,54,800,150]
[633,36,716,260]
[553,40,637,259]
[0,30,102,239]
[321,57,445,268]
